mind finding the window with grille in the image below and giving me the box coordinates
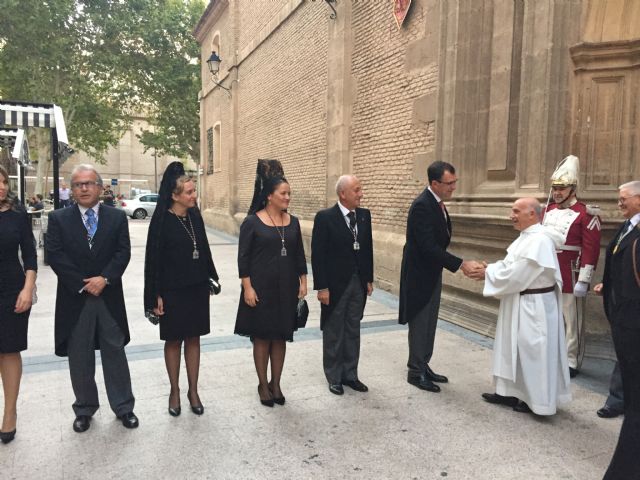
[206,127,214,175]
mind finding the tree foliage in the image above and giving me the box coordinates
[0,0,204,162]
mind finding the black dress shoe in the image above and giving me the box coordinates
[187,391,204,415]
[513,401,532,413]
[329,383,344,395]
[268,384,285,405]
[569,367,579,378]
[73,415,91,433]
[168,392,181,416]
[597,405,623,419]
[425,365,448,383]
[481,392,519,407]
[258,385,274,407]
[118,412,139,429]
[343,379,368,392]
[0,429,16,444]
[407,374,440,393]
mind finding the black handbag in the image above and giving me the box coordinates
[146,310,160,326]
[296,298,309,328]
[209,278,221,295]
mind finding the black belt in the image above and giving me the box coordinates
[520,286,555,296]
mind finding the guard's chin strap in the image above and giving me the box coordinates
[557,189,577,209]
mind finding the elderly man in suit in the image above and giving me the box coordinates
[312,175,374,395]
[46,164,138,433]
[399,161,482,392]
[594,180,640,479]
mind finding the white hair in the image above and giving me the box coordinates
[619,180,640,196]
[71,164,103,185]
[335,175,357,196]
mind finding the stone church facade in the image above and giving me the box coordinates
[194,0,639,358]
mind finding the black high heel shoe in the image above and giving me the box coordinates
[0,429,16,444]
[168,390,181,416]
[258,384,274,407]
[187,391,204,415]
[268,383,285,406]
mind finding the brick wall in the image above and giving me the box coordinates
[236,2,328,220]
[351,1,435,234]
[200,4,233,211]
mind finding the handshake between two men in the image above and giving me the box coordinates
[460,260,488,280]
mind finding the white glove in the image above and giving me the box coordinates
[573,281,588,298]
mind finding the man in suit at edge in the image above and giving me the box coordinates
[46,164,138,432]
[312,175,374,395]
[399,161,482,392]
[594,180,640,479]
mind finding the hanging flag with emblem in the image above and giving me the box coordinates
[394,0,412,29]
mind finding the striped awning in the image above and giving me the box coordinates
[0,128,30,166]
[0,100,72,161]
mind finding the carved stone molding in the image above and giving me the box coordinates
[571,39,640,71]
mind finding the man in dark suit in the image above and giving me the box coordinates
[312,175,374,395]
[46,164,138,433]
[399,161,481,392]
[593,180,640,478]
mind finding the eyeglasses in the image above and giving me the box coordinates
[436,179,458,186]
[71,181,101,189]
[618,195,638,205]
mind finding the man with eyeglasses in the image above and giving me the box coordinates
[594,180,640,479]
[542,155,601,378]
[399,161,483,392]
[46,164,139,433]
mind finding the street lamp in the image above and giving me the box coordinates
[206,51,231,96]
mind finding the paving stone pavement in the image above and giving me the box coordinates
[1,217,620,479]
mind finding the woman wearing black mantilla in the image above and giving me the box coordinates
[144,162,219,417]
[235,160,308,407]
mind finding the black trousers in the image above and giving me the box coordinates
[322,275,365,385]
[604,361,624,411]
[407,274,442,376]
[603,324,640,480]
[67,296,135,417]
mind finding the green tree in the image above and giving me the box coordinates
[0,0,204,162]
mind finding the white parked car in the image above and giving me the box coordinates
[119,193,158,219]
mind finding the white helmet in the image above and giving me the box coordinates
[551,155,579,187]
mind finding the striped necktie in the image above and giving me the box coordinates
[85,208,97,240]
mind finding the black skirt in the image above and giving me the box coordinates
[159,282,210,341]
[0,296,29,353]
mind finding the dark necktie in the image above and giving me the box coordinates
[347,211,356,231]
[439,201,451,236]
[85,208,97,239]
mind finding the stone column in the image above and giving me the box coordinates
[324,0,353,206]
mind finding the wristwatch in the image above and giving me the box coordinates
[102,277,110,285]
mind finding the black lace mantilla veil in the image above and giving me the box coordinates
[143,161,186,317]
[247,159,285,215]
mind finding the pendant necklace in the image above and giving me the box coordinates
[349,212,360,251]
[265,209,287,256]
[170,209,199,259]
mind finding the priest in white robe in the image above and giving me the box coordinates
[471,198,572,415]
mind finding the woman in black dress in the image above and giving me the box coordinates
[235,176,308,406]
[144,162,219,417]
[0,165,37,443]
